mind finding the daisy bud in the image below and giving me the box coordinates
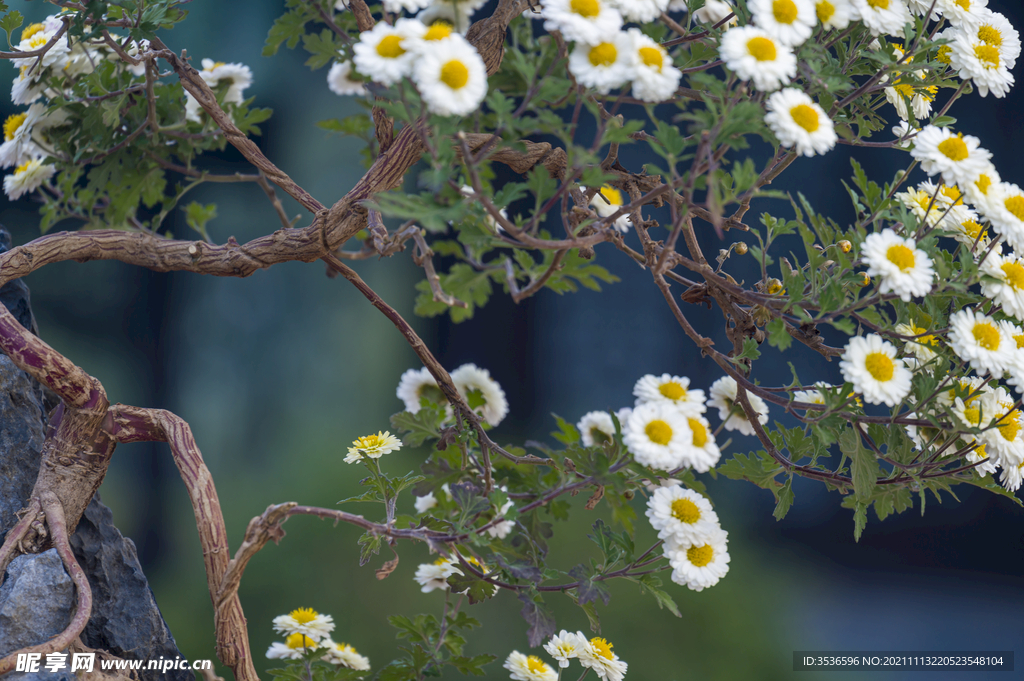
[838,240,852,253]
[734,241,748,255]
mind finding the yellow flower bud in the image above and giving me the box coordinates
[733,241,748,255]
[838,240,852,253]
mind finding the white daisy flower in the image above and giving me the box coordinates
[749,0,817,47]
[893,322,939,369]
[967,9,1021,70]
[677,414,721,472]
[861,228,934,301]
[587,185,632,232]
[12,24,70,71]
[948,308,1016,376]
[984,182,1024,252]
[577,636,628,681]
[606,0,670,23]
[707,375,769,436]
[949,213,990,250]
[272,608,335,642]
[666,527,730,591]
[124,39,151,77]
[884,77,937,121]
[11,68,46,106]
[485,490,515,539]
[345,431,403,463]
[199,58,253,105]
[815,0,854,29]
[948,27,1015,98]
[936,0,988,30]
[414,557,462,592]
[353,18,425,86]
[978,389,1024,467]
[911,126,992,188]
[544,630,587,669]
[3,158,55,201]
[792,385,827,405]
[542,0,623,45]
[764,88,837,157]
[328,60,364,96]
[578,410,617,446]
[417,0,486,34]
[504,651,558,681]
[892,121,920,149]
[615,406,633,433]
[413,35,488,116]
[623,401,692,471]
[1000,458,1024,492]
[266,633,321,660]
[936,375,989,408]
[963,162,1001,217]
[839,334,913,406]
[568,33,636,96]
[321,640,371,670]
[849,0,912,36]
[896,185,948,228]
[0,104,46,169]
[632,373,706,415]
[693,0,738,25]
[451,363,508,425]
[626,28,682,104]
[384,0,433,12]
[979,250,1024,322]
[906,0,941,19]
[719,26,797,91]
[397,366,445,413]
[645,484,721,544]
[415,491,438,514]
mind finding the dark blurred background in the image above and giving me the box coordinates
[0,1,1021,679]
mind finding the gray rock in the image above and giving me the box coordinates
[0,352,47,542]
[71,497,194,681]
[0,550,74,656]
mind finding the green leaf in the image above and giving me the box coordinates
[183,202,217,241]
[730,337,762,363]
[449,655,497,677]
[765,317,792,351]
[0,9,23,46]
[636,574,681,617]
[317,114,373,137]
[447,573,497,604]
[517,591,557,647]
[839,427,879,501]
[264,6,311,56]
[551,414,580,445]
[390,406,445,447]
[772,477,795,521]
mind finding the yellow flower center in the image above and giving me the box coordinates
[440,60,470,89]
[687,544,714,567]
[290,607,318,624]
[893,82,916,99]
[954,0,971,9]
[1000,261,1024,290]
[961,220,986,240]
[864,352,894,382]
[659,381,686,400]
[571,0,601,18]
[747,36,777,61]
[978,25,1003,47]
[789,104,820,133]
[972,322,1001,350]
[963,405,981,426]
[1015,333,1024,349]
[353,433,386,449]
[588,42,617,67]
[688,417,708,448]
[3,112,27,142]
[940,185,963,204]
[886,244,916,271]
[527,656,550,675]
[671,497,702,523]
[910,323,937,346]
[975,44,1001,68]
[424,22,453,41]
[1004,195,1024,222]
[773,0,798,24]
[975,174,993,196]
[599,185,623,205]
[998,412,1021,441]
[866,0,889,8]
[212,61,226,69]
[433,556,451,566]
[645,419,673,445]
[286,633,317,650]
[937,134,969,161]
[13,160,32,175]
[638,46,664,71]
[937,45,953,65]
[21,23,44,42]
[376,34,406,59]
[590,638,614,660]
[816,1,835,22]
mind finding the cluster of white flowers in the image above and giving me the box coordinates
[646,482,731,590]
[2,12,256,202]
[500,630,628,681]
[396,363,509,426]
[348,16,488,116]
[265,607,371,670]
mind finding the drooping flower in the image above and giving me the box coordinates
[451,363,508,426]
[577,636,628,681]
[414,556,462,592]
[503,651,558,681]
[544,630,587,669]
[707,375,769,436]
[397,367,445,414]
[587,185,632,232]
[3,158,55,200]
[578,410,617,446]
[327,60,364,96]
[321,640,371,670]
